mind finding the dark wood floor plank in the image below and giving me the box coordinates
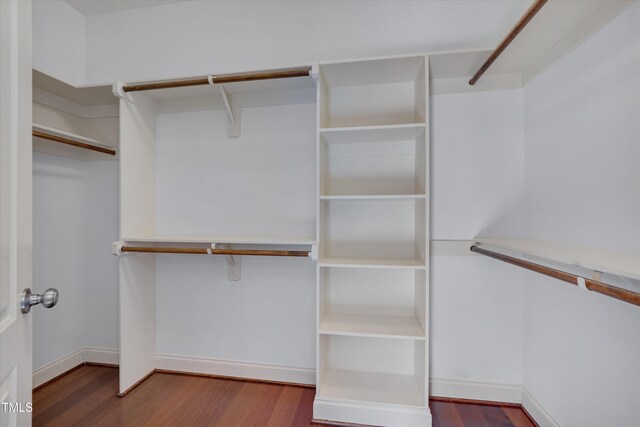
[267,386,304,427]
[504,406,538,427]
[92,373,186,427]
[172,376,246,427]
[291,387,316,426]
[33,365,107,407]
[33,365,537,427]
[453,402,494,427]
[33,367,117,426]
[479,405,517,427]
[212,381,283,426]
[430,400,466,427]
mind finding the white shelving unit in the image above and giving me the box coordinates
[114,67,318,396]
[314,55,430,426]
[32,70,118,160]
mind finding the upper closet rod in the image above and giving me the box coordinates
[32,130,116,156]
[121,66,312,93]
[469,0,548,85]
[470,245,640,307]
[120,246,311,257]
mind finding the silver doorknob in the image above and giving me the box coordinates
[21,288,59,314]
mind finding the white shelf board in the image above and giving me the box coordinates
[320,55,426,88]
[319,257,425,269]
[122,234,317,246]
[320,313,425,340]
[318,369,425,408]
[320,123,426,144]
[320,194,426,201]
[475,238,640,281]
[33,69,117,106]
[32,123,116,161]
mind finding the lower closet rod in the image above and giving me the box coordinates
[120,246,310,257]
[470,245,640,307]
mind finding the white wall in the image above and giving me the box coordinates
[430,90,525,389]
[154,103,316,368]
[33,154,86,369]
[83,0,530,84]
[33,154,119,370]
[156,255,315,367]
[523,3,640,426]
[32,0,85,86]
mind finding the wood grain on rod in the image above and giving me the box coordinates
[211,67,311,84]
[469,0,548,86]
[122,66,312,92]
[33,130,116,156]
[121,246,310,257]
[470,245,640,307]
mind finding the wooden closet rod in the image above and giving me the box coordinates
[469,0,548,86]
[122,66,312,93]
[120,246,310,257]
[470,245,640,307]
[32,130,116,156]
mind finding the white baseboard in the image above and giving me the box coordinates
[313,398,431,427]
[430,378,523,404]
[84,347,119,366]
[32,347,120,388]
[522,387,560,427]
[33,349,85,388]
[155,353,315,385]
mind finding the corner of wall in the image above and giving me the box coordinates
[32,0,87,86]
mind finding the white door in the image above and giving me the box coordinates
[1,0,33,426]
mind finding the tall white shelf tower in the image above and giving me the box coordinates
[313,55,431,426]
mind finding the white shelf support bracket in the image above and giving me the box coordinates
[576,276,590,292]
[112,241,124,256]
[310,244,319,261]
[212,243,241,281]
[209,76,241,137]
[310,63,319,85]
[113,81,126,99]
[592,271,603,282]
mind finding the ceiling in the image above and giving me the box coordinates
[65,0,194,15]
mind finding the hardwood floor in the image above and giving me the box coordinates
[33,365,536,427]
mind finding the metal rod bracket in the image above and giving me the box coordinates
[209,78,241,137]
[213,243,241,281]
[113,81,127,98]
[576,277,590,292]
[112,241,124,256]
[310,244,319,261]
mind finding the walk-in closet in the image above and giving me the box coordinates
[1,1,638,426]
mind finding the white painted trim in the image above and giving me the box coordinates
[430,378,523,404]
[33,87,118,119]
[155,353,315,385]
[84,347,119,366]
[313,398,431,427]
[32,349,85,388]
[522,387,561,427]
[33,88,85,117]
